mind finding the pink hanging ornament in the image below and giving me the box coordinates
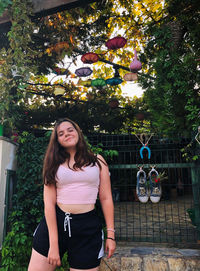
[130,49,142,72]
[123,72,138,81]
[106,37,127,50]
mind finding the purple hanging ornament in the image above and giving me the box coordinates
[75,67,93,77]
[130,49,142,72]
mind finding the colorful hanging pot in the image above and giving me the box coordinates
[53,67,69,76]
[130,49,142,72]
[86,93,95,101]
[78,78,92,87]
[123,72,138,81]
[75,67,93,77]
[81,52,99,64]
[98,88,107,95]
[109,98,119,109]
[106,36,127,50]
[54,86,65,96]
[47,41,70,55]
[106,77,123,86]
[135,112,145,121]
[54,41,69,53]
[91,78,107,88]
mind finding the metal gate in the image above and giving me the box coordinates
[87,134,200,245]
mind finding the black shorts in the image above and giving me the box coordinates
[33,205,104,269]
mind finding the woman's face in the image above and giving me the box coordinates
[57,121,79,149]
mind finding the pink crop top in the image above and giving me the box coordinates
[56,164,100,204]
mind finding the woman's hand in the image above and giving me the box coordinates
[105,238,116,259]
[48,246,61,266]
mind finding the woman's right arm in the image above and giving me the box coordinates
[43,183,61,266]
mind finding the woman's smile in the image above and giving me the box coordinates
[57,121,79,148]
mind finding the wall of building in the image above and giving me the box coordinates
[0,137,17,248]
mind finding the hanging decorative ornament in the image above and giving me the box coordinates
[75,67,93,77]
[54,86,65,96]
[135,134,153,160]
[78,78,92,87]
[86,92,95,101]
[105,36,127,50]
[91,78,107,89]
[135,112,145,121]
[106,77,123,86]
[109,98,119,109]
[130,49,142,72]
[81,52,99,64]
[123,72,138,81]
[98,88,107,95]
[106,67,123,86]
[53,67,69,76]
[47,41,70,55]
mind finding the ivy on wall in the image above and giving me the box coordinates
[0,0,11,16]
[0,0,40,132]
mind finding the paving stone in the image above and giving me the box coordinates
[121,257,142,271]
[143,257,169,271]
[131,247,155,255]
[177,249,200,257]
[99,257,121,271]
[185,259,200,271]
[168,258,186,271]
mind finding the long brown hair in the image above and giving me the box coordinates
[43,118,102,185]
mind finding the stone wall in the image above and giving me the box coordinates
[100,245,200,271]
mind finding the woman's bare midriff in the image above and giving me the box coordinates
[57,203,95,214]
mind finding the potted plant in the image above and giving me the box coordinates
[150,171,168,184]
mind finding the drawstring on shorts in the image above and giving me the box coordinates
[64,212,72,237]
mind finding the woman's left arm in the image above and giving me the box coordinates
[98,154,116,259]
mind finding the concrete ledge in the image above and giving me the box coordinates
[100,245,200,271]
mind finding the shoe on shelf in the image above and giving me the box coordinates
[136,168,149,203]
[149,168,162,203]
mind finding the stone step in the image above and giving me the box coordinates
[99,243,200,271]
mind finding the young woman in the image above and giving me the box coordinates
[28,118,116,271]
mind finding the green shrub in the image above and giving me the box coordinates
[0,219,32,271]
[0,132,47,270]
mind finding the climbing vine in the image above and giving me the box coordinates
[0,0,11,16]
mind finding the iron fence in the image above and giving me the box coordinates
[87,133,200,245]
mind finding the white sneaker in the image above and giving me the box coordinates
[149,168,162,203]
[136,168,149,203]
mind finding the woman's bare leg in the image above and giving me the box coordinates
[28,249,56,271]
